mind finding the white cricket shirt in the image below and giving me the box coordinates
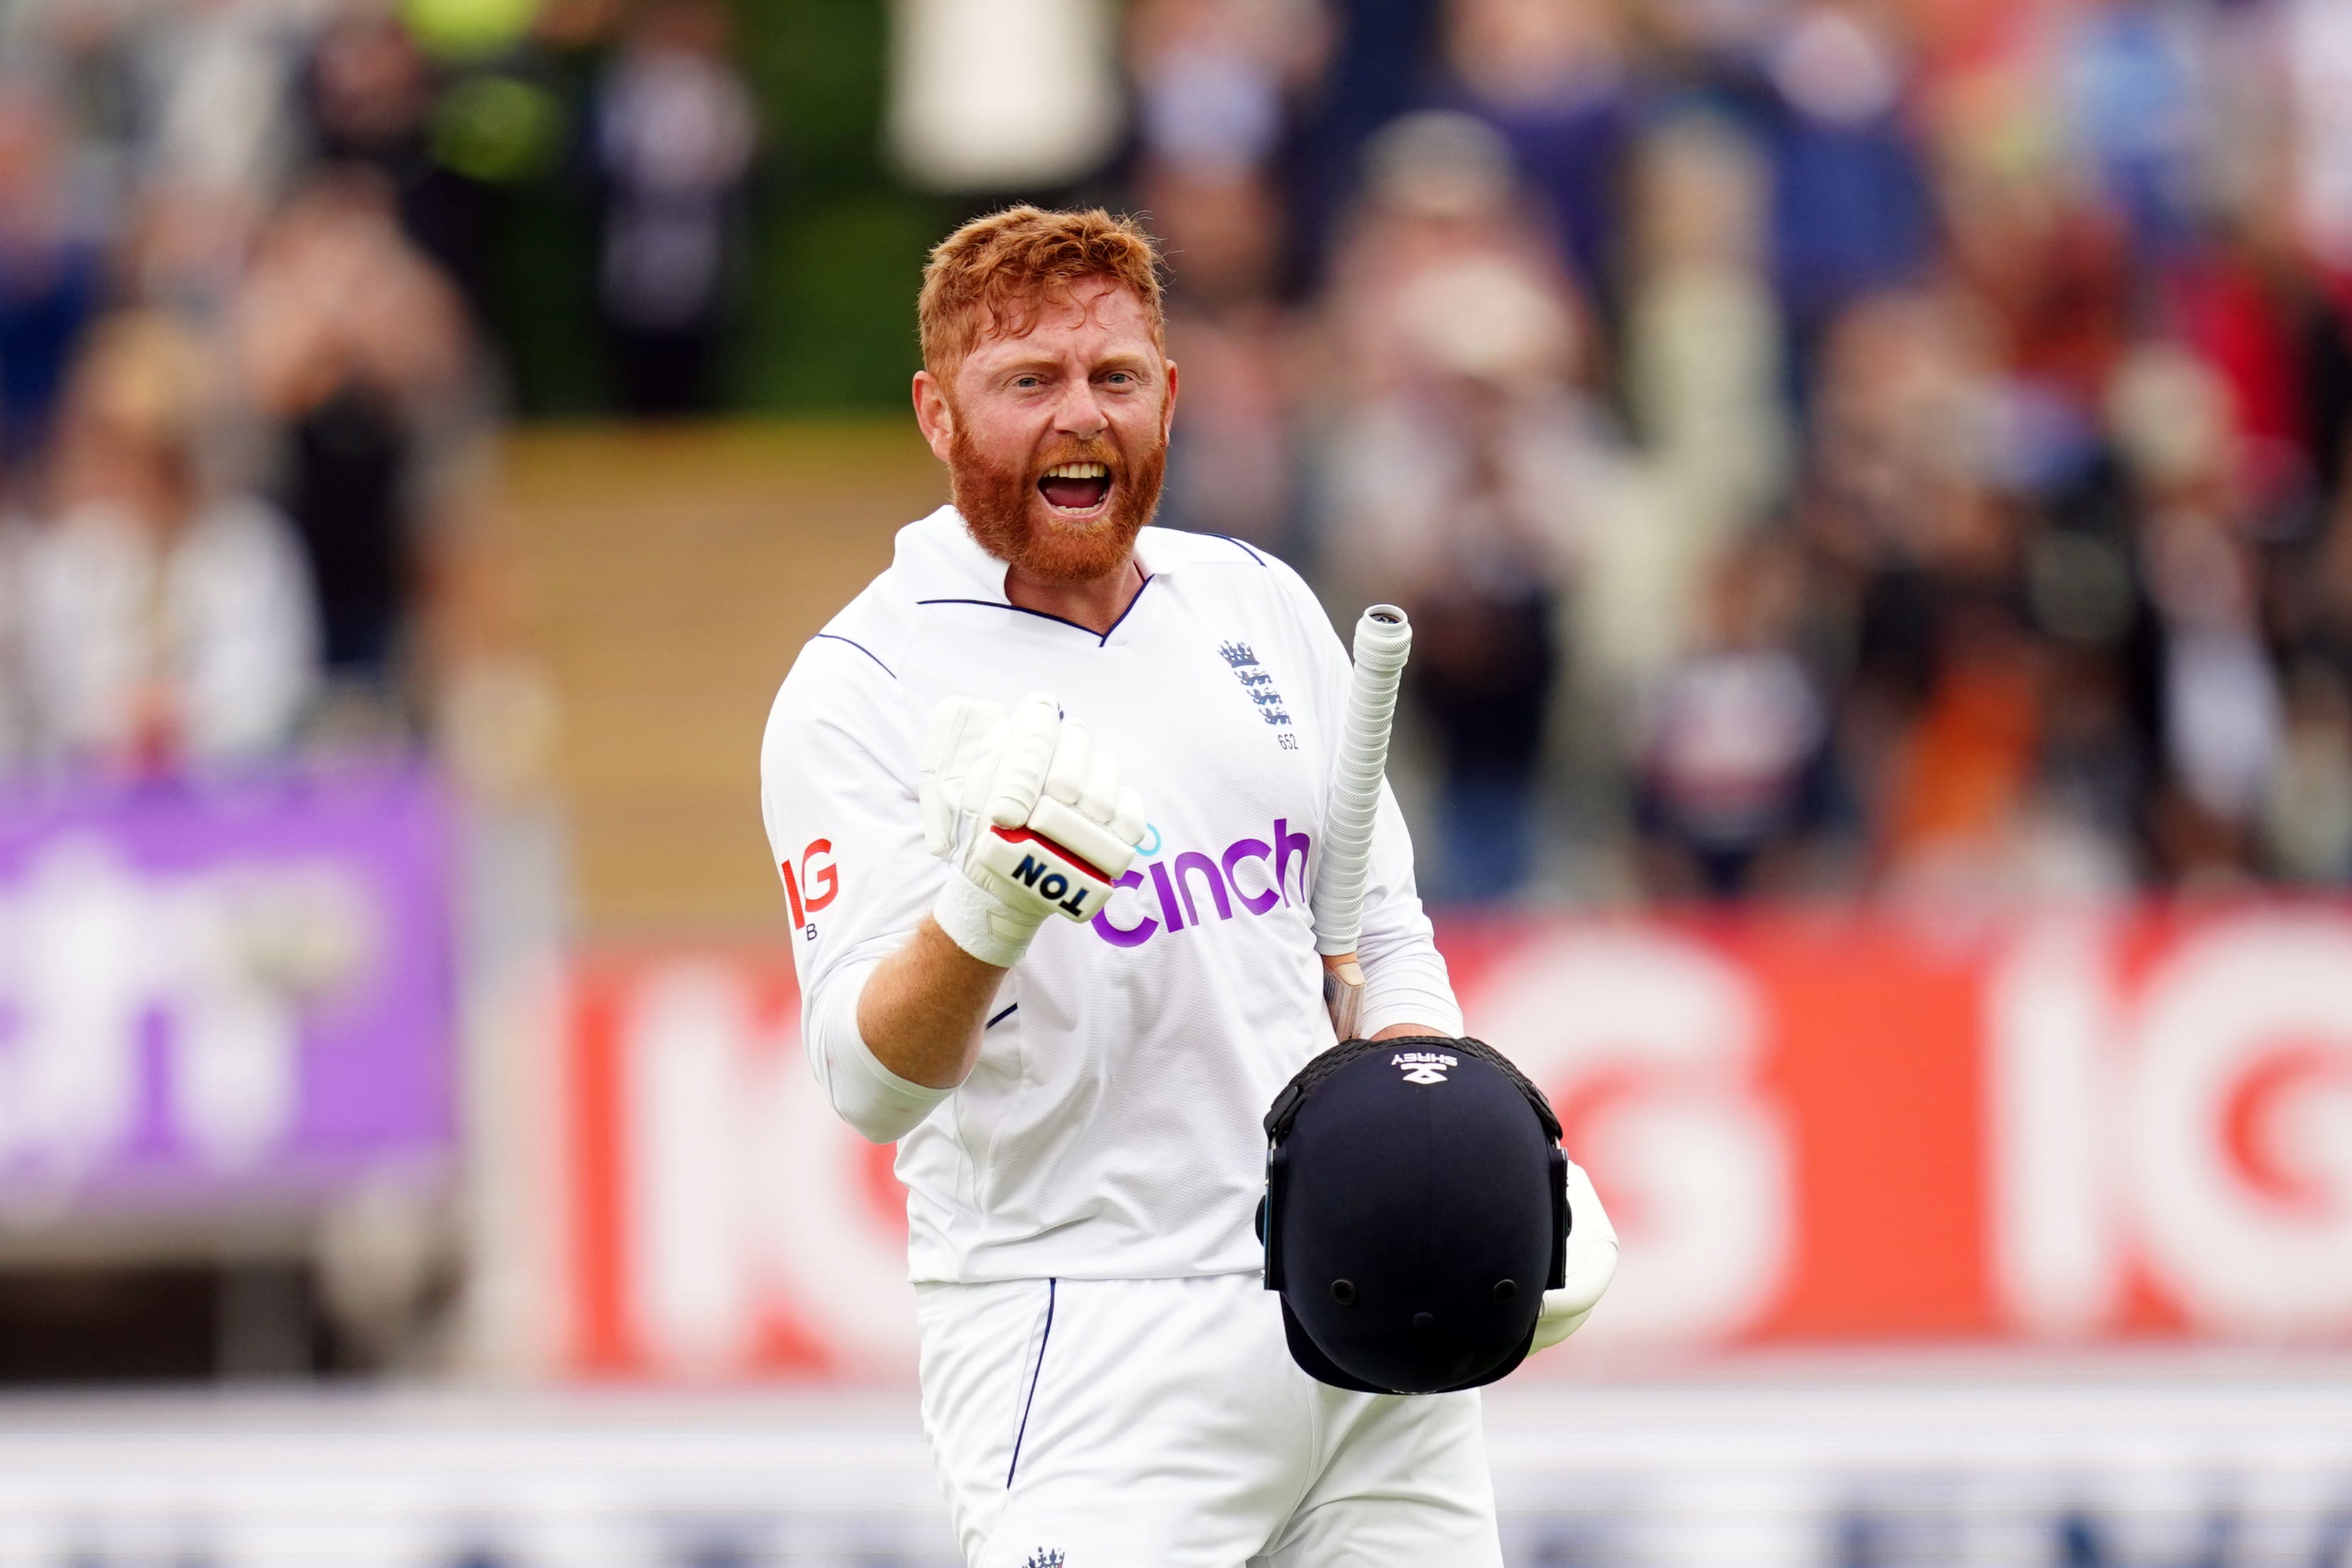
[759,506,1462,1285]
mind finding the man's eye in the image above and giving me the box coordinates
[1013,376,1040,388]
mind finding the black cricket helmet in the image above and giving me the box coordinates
[1259,1035,1567,1394]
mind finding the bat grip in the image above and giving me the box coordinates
[1312,606,1410,960]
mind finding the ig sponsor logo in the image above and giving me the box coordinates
[778,838,837,939]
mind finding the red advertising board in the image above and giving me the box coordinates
[557,906,2352,1378]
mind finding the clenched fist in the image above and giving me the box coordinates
[921,691,1148,968]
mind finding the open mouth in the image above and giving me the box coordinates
[1038,461,1112,516]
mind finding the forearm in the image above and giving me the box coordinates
[855,915,1010,1089]
[1351,789,1464,1039]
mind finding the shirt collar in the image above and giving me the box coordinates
[900,505,1166,602]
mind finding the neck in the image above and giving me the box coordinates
[1005,555,1145,636]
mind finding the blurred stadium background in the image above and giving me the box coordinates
[1,0,2351,1562]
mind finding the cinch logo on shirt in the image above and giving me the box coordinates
[1091,818,1312,949]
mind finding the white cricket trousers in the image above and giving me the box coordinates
[915,1272,1505,1568]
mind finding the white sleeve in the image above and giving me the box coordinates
[1354,778,1464,1038]
[759,637,955,1143]
[1278,562,1464,1040]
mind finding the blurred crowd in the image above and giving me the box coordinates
[0,0,753,780]
[1116,0,2352,907]
[9,0,2352,910]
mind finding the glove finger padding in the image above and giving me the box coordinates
[920,696,1007,858]
[1078,751,1122,824]
[1110,785,1148,845]
[1027,793,1136,883]
[1044,719,1095,807]
[985,692,1062,830]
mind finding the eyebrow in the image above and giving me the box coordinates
[993,351,1157,379]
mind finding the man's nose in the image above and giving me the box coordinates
[1052,381,1108,438]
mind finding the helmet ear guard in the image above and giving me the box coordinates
[1259,1142,1290,1293]
[1549,1145,1569,1292]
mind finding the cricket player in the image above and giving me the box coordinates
[761,207,1613,1567]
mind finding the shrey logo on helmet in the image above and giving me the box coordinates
[1394,1051,1457,1085]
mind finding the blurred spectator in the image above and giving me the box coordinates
[1874,589,2051,898]
[1128,0,1324,181]
[2143,503,2282,881]
[236,170,471,690]
[134,0,305,203]
[1937,141,2130,494]
[1609,111,1788,665]
[1128,0,1329,544]
[1623,111,1782,491]
[14,312,318,774]
[1147,160,1300,548]
[2167,203,2342,518]
[1635,536,1833,898]
[1440,0,1633,311]
[0,82,104,480]
[888,0,1125,195]
[303,9,498,323]
[1321,113,1585,400]
[2058,0,2206,258]
[1319,114,1599,896]
[119,177,268,339]
[1284,0,1444,285]
[592,0,754,415]
[2104,340,2281,883]
[2265,655,2352,881]
[1756,3,1938,393]
[2289,0,2352,274]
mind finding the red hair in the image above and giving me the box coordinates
[918,206,1166,378]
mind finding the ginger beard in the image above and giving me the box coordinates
[949,398,1167,587]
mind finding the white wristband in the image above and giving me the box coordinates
[932,869,1050,969]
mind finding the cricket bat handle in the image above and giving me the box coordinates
[1323,953,1366,1041]
[1314,605,1411,1038]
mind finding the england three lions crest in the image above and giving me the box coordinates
[1219,639,1295,746]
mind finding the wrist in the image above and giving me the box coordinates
[932,867,1049,969]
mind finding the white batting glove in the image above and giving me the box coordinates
[920,691,1148,969]
[1531,1160,1618,1352]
